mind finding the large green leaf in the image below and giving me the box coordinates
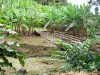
[66,3,76,18]
[0,62,13,67]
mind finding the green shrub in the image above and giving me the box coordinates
[0,23,26,72]
[53,39,100,72]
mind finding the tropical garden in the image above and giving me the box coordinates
[0,0,100,75]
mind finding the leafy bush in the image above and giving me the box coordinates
[53,39,100,71]
[0,23,26,72]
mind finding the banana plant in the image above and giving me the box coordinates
[43,5,63,30]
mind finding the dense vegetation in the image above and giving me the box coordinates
[0,0,100,74]
[0,0,99,36]
[53,38,100,72]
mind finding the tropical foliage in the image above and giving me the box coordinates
[0,23,26,73]
[0,0,99,37]
[0,0,100,73]
[53,39,100,71]
[0,0,27,74]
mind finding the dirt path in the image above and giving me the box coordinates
[35,30,57,44]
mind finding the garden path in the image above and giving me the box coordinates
[35,30,81,44]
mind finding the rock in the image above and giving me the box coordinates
[18,68,27,74]
[34,30,40,36]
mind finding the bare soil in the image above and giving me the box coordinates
[6,36,55,47]
[5,36,55,57]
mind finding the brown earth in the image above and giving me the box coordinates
[5,36,55,57]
